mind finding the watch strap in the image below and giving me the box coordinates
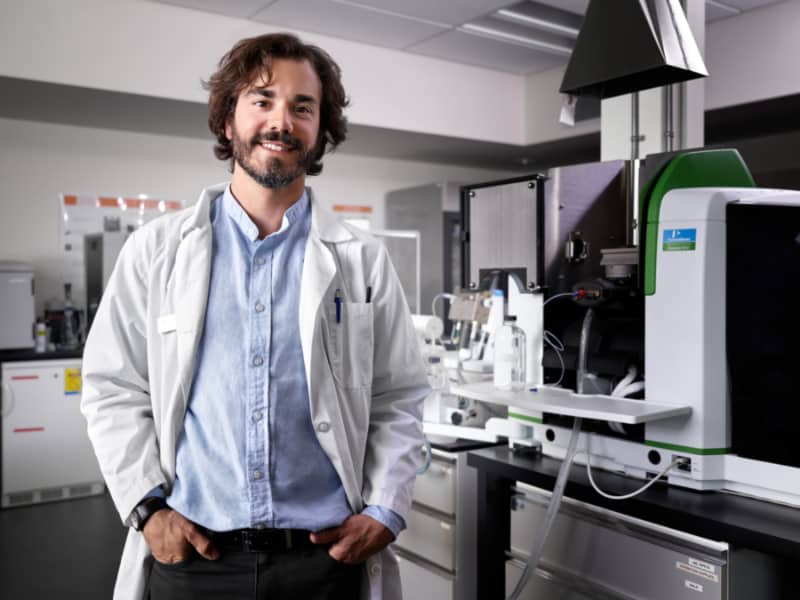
[129,496,168,531]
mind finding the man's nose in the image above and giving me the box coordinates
[269,103,293,133]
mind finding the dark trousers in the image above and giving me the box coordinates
[148,545,362,600]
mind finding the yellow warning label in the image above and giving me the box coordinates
[64,368,82,394]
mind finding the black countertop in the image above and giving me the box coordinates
[0,348,83,362]
[430,438,500,453]
[468,445,800,561]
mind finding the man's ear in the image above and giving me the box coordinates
[224,117,232,141]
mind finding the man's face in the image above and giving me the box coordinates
[226,58,322,189]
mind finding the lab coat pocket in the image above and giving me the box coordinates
[326,302,373,390]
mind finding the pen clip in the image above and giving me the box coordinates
[334,288,342,324]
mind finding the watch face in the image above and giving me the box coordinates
[130,510,143,530]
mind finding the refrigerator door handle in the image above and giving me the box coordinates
[1,382,14,417]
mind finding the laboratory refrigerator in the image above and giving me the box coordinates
[1,359,104,507]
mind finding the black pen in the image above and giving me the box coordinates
[365,286,372,303]
[335,289,342,323]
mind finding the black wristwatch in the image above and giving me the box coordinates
[128,496,168,531]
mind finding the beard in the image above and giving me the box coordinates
[231,126,316,189]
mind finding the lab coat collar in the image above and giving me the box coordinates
[181,183,355,245]
[308,187,356,244]
[180,182,226,239]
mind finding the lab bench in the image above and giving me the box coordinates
[468,446,800,600]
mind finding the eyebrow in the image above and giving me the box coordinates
[247,88,318,104]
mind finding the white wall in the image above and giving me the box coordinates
[524,65,600,146]
[705,0,800,110]
[0,0,526,145]
[0,117,516,316]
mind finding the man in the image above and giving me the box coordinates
[81,33,429,600]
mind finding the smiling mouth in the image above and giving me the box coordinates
[259,141,295,153]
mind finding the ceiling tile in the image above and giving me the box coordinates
[409,28,567,75]
[533,0,589,16]
[252,0,448,49]
[706,2,740,21]
[331,0,518,26]
[720,0,784,9]
[149,0,277,19]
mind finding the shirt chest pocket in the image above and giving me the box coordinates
[325,302,374,390]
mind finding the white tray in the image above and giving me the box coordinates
[449,382,691,425]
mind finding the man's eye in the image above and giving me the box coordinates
[297,106,311,114]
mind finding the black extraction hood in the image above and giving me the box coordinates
[560,0,708,99]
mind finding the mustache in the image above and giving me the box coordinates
[251,131,303,151]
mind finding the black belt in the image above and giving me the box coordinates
[203,528,315,553]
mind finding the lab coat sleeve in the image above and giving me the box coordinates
[361,242,430,520]
[80,230,166,522]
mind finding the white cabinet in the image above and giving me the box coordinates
[1,359,104,507]
[395,447,480,600]
[397,553,455,600]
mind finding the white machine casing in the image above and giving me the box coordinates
[511,187,800,506]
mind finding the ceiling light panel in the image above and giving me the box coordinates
[149,0,277,19]
[252,0,448,50]
[409,28,567,75]
[330,0,519,26]
[494,1,583,39]
[460,16,574,56]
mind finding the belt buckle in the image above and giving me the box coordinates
[241,529,255,552]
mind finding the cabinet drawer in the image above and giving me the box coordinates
[397,551,455,600]
[395,506,456,571]
[412,456,456,515]
[510,485,727,600]
[506,559,598,600]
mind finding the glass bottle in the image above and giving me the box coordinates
[493,315,527,391]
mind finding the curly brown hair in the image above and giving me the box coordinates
[204,32,349,176]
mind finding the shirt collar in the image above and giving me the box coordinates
[222,186,309,244]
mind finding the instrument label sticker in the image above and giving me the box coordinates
[64,368,82,395]
[663,228,697,251]
[676,561,719,583]
[685,580,703,592]
[688,558,716,574]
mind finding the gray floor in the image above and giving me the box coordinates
[0,492,125,599]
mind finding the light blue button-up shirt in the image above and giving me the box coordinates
[166,187,403,537]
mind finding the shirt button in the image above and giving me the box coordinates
[253,356,264,367]
[252,410,263,422]
[255,257,266,266]
[369,563,381,576]
[252,469,263,480]
[317,421,331,433]
[255,302,265,313]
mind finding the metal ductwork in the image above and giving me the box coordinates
[559,0,708,99]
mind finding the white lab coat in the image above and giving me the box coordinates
[80,183,429,600]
